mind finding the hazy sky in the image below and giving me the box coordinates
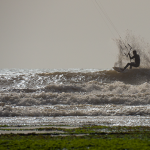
[1,0,150,69]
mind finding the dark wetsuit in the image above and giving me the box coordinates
[124,54,140,70]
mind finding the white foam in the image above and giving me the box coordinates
[0,105,150,117]
[1,68,150,119]
[0,116,150,126]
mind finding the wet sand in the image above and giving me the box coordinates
[1,116,150,134]
[0,125,79,135]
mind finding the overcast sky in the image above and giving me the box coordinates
[0,0,150,69]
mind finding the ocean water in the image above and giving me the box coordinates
[0,68,150,126]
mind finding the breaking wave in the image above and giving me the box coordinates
[0,68,150,117]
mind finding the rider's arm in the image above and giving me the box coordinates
[128,53,135,59]
[130,56,135,59]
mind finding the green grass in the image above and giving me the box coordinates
[0,125,150,149]
[0,125,9,127]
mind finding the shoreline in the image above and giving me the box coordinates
[0,116,150,126]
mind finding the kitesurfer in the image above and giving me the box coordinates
[123,50,140,71]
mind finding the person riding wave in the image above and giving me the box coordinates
[123,50,140,71]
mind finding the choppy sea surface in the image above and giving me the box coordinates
[0,68,150,126]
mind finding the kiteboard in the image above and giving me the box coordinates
[113,67,124,73]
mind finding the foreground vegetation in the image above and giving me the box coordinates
[0,125,150,149]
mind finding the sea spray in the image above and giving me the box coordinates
[114,30,150,68]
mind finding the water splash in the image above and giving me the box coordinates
[114,30,150,68]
